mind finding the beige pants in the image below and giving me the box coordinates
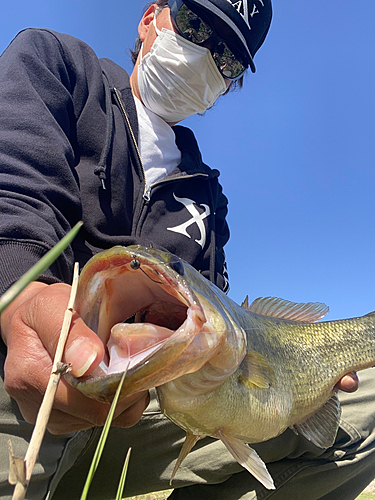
[1,354,375,500]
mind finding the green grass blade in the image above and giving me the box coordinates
[115,448,131,500]
[80,370,128,500]
[0,221,83,314]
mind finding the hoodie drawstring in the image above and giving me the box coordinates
[94,73,114,190]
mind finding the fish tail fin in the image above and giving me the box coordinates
[218,431,275,490]
[170,432,202,485]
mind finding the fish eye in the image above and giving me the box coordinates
[169,257,185,276]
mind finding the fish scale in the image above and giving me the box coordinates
[240,316,375,414]
[68,245,375,491]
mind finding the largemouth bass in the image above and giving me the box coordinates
[68,245,375,490]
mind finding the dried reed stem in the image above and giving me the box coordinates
[10,262,80,500]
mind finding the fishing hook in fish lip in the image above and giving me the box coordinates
[130,255,166,285]
[139,267,165,285]
[130,256,141,270]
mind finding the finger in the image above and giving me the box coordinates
[4,341,97,428]
[336,372,359,393]
[6,346,148,431]
[43,409,95,435]
[112,391,151,428]
[17,283,105,377]
[47,390,150,434]
[46,386,149,432]
[0,281,47,342]
[50,379,149,426]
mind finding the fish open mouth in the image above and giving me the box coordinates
[71,247,214,401]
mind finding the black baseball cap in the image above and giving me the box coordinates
[185,0,272,72]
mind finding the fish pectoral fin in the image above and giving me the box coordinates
[291,393,342,448]
[238,351,275,389]
[170,432,203,485]
[247,297,329,323]
[218,431,275,490]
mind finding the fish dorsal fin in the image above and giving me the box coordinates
[238,351,276,389]
[241,295,250,309]
[248,296,329,323]
[218,430,275,490]
[170,432,202,485]
[291,393,341,448]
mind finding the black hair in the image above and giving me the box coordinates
[130,0,244,91]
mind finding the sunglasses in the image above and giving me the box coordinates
[169,0,248,81]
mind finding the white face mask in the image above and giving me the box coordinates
[137,16,227,123]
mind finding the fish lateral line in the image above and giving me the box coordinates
[71,245,375,491]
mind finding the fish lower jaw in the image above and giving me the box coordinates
[82,305,208,389]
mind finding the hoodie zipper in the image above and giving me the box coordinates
[113,87,211,202]
[143,172,212,206]
[112,87,150,200]
[113,87,216,243]
[135,172,211,239]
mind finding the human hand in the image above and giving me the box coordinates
[1,281,149,434]
[335,372,359,393]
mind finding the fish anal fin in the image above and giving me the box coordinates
[218,430,275,490]
[248,297,329,323]
[291,393,341,448]
[238,351,275,389]
[170,432,202,485]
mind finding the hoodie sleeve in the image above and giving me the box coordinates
[0,28,103,295]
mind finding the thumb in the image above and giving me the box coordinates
[63,314,105,377]
[7,282,105,378]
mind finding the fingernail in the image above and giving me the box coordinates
[64,339,99,378]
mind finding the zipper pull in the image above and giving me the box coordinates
[143,185,151,202]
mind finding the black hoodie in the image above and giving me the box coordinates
[0,28,230,296]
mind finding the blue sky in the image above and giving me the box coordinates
[1,1,374,321]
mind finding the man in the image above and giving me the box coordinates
[0,1,372,499]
